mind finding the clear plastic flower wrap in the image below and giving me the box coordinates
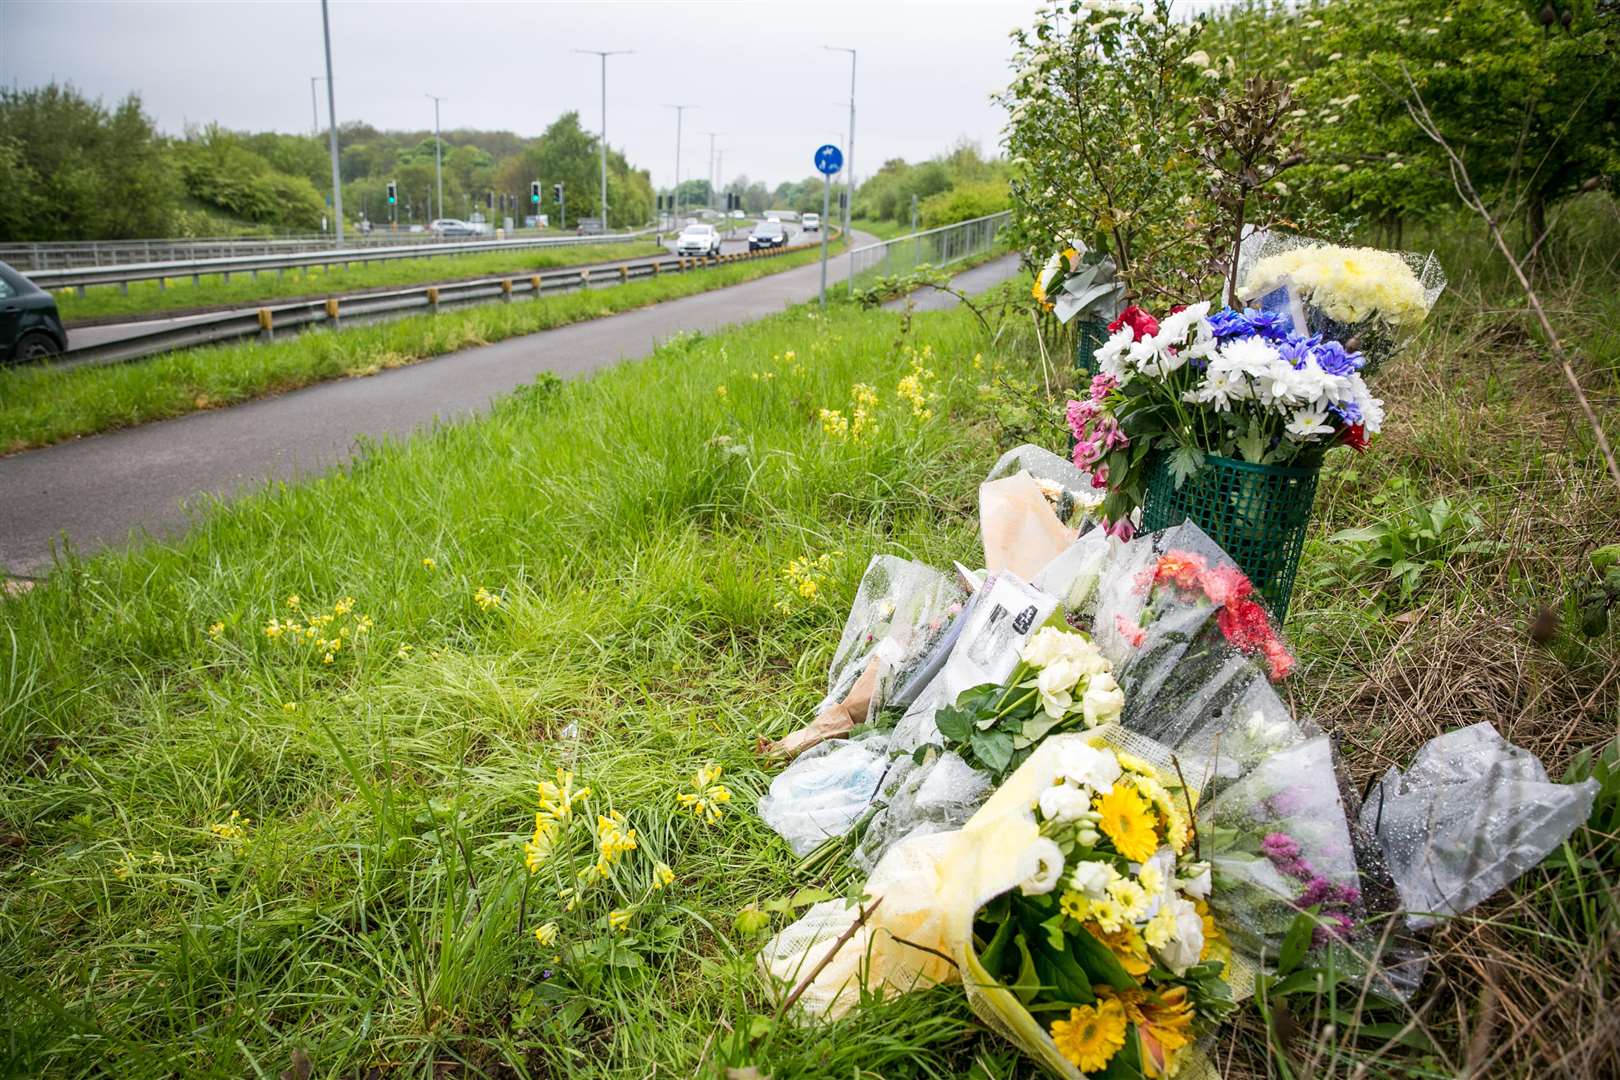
[985,443,1104,530]
[1032,529,1114,626]
[981,471,1080,580]
[818,555,966,723]
[1091,523,1298,746]
[1359,722,1600,929]
[851,748,993,872]
[758,733,893,856]
[1199,734,1367,969]
[1235,232,1447,374]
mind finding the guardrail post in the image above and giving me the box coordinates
[619,265,628,283]
[120,281,129,296]
[530,275,542,299]
[75,285,86,298]
[501,278,513,303]
[580,269,590,289]
[324,297,340,328]
[427,287,440,313]
[222,272,230,284]
[193,273,201,286]
[258,308,273,342]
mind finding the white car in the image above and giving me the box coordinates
[676,223,722,257]
[430,218,479,237]
[802,212,820,232]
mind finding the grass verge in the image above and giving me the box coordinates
[56,240,670,323]
[0,238,846,453]
[0,206,1615,1078]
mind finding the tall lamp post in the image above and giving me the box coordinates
[824,46,856,290]
[703,132,724,210]
[663,104,695,226]
[575,49,632,230]
[425,93,447,224]
[319,0,343,243]
[309,76,324,137]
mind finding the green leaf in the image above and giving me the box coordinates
[1277,910,1315,976]
[1012,935,1041,1004]
[973,729,1015,773]
[1069,926,1137,992]
[934,704,972,743]
[788,887,834,909]
[1167,444,1205,489]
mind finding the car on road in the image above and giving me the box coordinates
[0,261,68,364]
[429,218,481,237]
[802,212,820,232]
[730,209,746,219]
[676,223,723,258]
[748,220,789,251]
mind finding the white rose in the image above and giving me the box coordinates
[1038,782,1091,824]
[1019,839,1066,896]
[1081,672,1125,726]
[1178,861,1212,899]
[1037,659,1084,720]
[1019,625,1071,669]
[1069,859,1115,898]
[1154,897,1205,974]
[1054,741,1122,794]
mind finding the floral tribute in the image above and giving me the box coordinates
[971,738,1234,1077]
[1135,549,1294,682]
[1065,239,1441,537]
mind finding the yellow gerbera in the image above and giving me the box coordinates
[1089,923,1152,978]
[1103,986,1196,1077]
[1050,997,1128,1072]
[1096,785,1159,863]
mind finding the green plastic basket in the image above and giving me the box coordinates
[1140,451,1320,621]
[1074,318,1109,384]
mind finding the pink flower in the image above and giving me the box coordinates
[1096,416,1130,452]
[1089,373,1118,404]
[1114,613,1147,648]
[1198,563,1253,607]
[1072,438,1102,469]
[1153,551,1209,592]
[1103,517,1136,542]
[1091,462,1109,488]
[1066,398,1096,439]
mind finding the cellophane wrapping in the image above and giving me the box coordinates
[758,733,893,856]
[985,443,1104,530]
[1360,722,1599,929]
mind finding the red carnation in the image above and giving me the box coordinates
[1108,305,1160,342]
[1342,424,1369,452]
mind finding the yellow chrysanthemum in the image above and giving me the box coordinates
[1096,785,1159,863]
[1107,878,1150,922]
[1050,998,1128,1072]
[1059,889,1091,922]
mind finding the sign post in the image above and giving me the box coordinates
[814,143,843,306]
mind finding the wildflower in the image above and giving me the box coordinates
[537,769,591,824]
[397,644,413,659]
[322,652,334,665]
[715,384,729,398]
[421,557,436,571]
[333,596,355,616]
[1096,785,1159,863]
[283,702,298,713]
[677,763,733,824]
[818,408,850,439]
[207,621,225,638]
[1050,997,1128,1072]
[474,586,502,612]
[797,578,818,600]
[286,594,301,610]
[524,818,557,873]
[652,862,675,890]
[608,908,633,932]
[210,809,251,842]
[533,922,559,947]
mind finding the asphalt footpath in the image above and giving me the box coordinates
[0,239,1020,577]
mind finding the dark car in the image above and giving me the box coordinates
[0,261,68,364]
[748,220,789,251]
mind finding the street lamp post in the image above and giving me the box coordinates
[575,49,632,231]
[703,132,723,210]
[309,76,324,137]
[319,0,344,243]
[662,104,695,227]
[824,46,856,292]
[426,93,447,225]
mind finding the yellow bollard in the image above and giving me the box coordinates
[257,308,273,341]
[324,297,340,327]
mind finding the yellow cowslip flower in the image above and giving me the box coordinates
[264,619,284,639]
[677,763,733,825]
[283,702,298,713]
[797,578,818,600]
[850,382,878,409]
[608,908,633,932]
[560,886,579,912]
[209,809,250,842]
[207,622,225,638]
[286,594,301,610]
[533,922,559,947]
[818,408,849,439]
[421,557,436,571]
[397,645,413,659]
[354,615,373,635]
[322,652,334,665]
[595,810,639,868]
[972,352,984,370]
[652,862,675,890]
[715,384,728,398]
[538,769,591,824]
[783,350,796,362]
[524,818,556,873]
[333,596,355,616]
[474,586,502,612]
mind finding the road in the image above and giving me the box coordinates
[66,226,797,352]
[0,241,1014,578]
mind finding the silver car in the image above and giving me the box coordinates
[676,223,722,257]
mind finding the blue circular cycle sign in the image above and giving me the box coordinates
[814,144,843,176]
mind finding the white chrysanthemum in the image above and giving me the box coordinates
[1285,407,1336,440]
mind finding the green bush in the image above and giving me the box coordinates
[918,180,1010,228]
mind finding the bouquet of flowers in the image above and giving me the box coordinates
[1236,235,1446,374]
[1033,245,1126,326]
[1069,300,1383,535]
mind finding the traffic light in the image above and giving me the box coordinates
[386,181,397,206]
[553,183,563,205]
[530,180,541,205]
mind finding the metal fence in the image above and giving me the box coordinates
[0,226,660,273]
[845,211,1012,288]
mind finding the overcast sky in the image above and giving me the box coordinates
[1,0,1055,190]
